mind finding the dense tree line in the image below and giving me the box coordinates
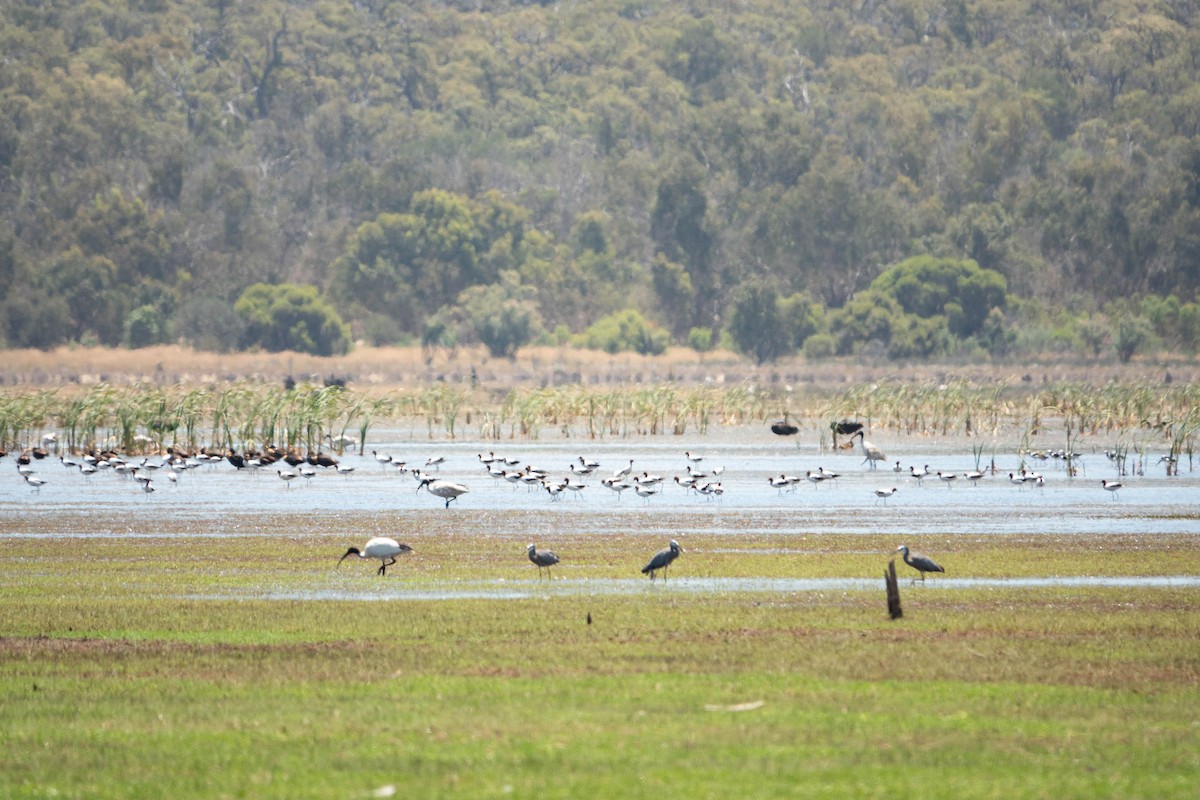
[1,0,1198,362]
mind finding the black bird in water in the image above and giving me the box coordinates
[771,415,799,436]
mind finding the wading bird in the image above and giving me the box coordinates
[853,430,886,469]
[641,539,682,580]
[874,486,898,505]
[1101,479,1122,499]
[417,475,470,508]
[527,543,560,578]
[895,544,944,583]
[338,537,413,576]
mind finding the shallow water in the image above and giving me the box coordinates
[182,574,1200,603]
[4,426,1198,597]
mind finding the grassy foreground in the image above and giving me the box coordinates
[2,525,1198,799]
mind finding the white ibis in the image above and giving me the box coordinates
[417,475,469,508]
[852,431,885,469]
[527,543,560,578]
[896,544,944,582]
[874,486,898,505]
[641,539,682,580]
[338,537,413,576]
[1101,479,1122,499]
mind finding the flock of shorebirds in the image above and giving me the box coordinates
[7,421,1141,586]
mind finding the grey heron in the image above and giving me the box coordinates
[895,544,944,582]
[339,538,412,576]
[527,543,560,578]
[641,539,682,580]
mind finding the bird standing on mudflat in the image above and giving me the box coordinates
[527,543,560,578]
[338,537,413,576]
[895,544,944,583]
[416,474,470,508]
[642,539,683,580]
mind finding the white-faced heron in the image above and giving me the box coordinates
[853,430,885,469]
[641,539,683,580]
[527,543,560,578]
[895,544,944,582]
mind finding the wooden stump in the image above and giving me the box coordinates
[885,559,903,619]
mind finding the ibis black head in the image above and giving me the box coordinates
[337,546,361,567]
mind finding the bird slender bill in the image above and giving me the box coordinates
[527,543,560,578]
[854,431,885,469]
[895,544,944,582]
[874,486,898,504]
[338,537,413,576]
[641,539,682,580]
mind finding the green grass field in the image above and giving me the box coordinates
[2,523,1198,799]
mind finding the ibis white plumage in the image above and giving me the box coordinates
[417,474,469,508]
[338,537,413,576]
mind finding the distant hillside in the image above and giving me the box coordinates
[2,1,1198,360]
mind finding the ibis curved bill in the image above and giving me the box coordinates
[338,537,413,576]
[416,475,470,508]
